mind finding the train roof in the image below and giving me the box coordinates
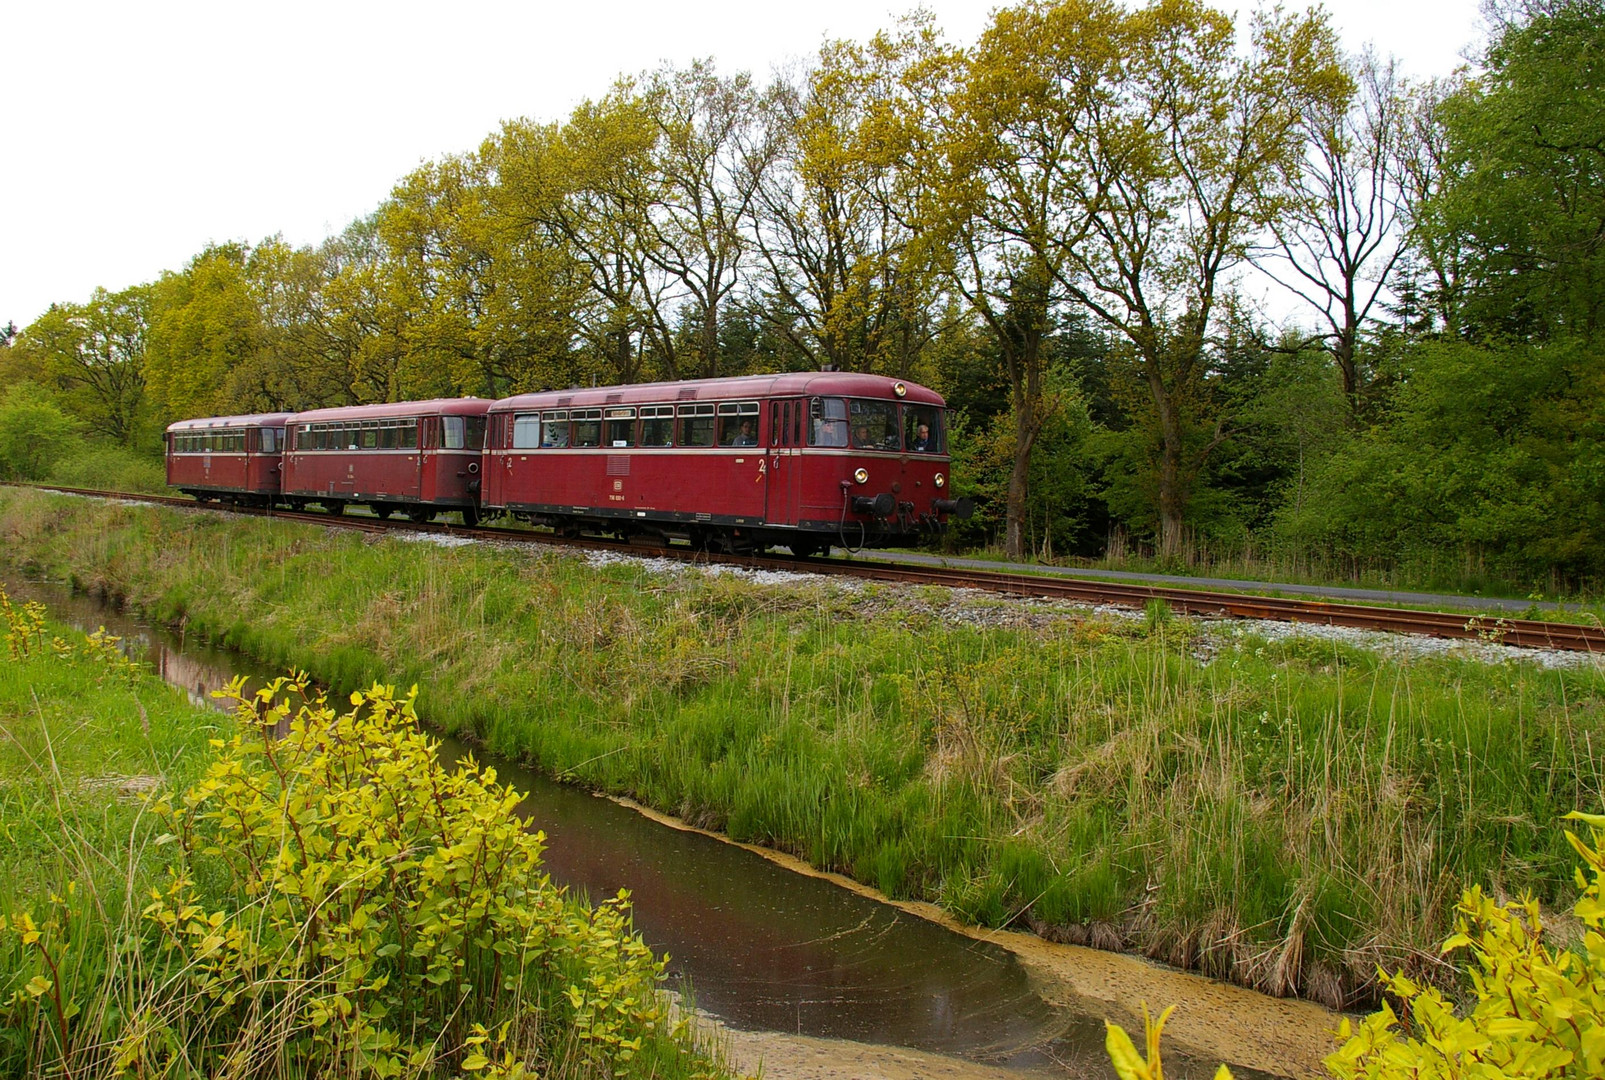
[490,372,945,412]
[166,412,295,433]
[289,398,493,424]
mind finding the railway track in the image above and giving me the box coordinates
[24,483,1605,654]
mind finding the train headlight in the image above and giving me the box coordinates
[934,472,946,488]
[853,467,869,485]
[892,382,907,398]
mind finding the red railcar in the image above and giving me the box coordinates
[483,373,968,555]
[165,413,294,506]
[281,399,491,523]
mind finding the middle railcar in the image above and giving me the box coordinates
[281,398,490,523]
[483,372,967,554]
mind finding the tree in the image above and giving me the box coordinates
[927,0,1120,559]
[1426,0,1605,342]
[145,244,262,423]
[748,36,943,375]
[0,383,79,480]
[637,61,776,379]
[1032,0,1348,555]
[18,285,149,443]
[376,152,580,399]
[1258,52,1407,416]
[493,102,669,385]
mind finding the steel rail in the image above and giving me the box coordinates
[20,484,1605,653]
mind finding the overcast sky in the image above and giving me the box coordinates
[1,0,1489,331]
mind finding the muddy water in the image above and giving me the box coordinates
[15,579,1336,1080]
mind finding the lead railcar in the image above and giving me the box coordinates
[165,413,295,507]
[482,373,969,555]
[280,399,491,523]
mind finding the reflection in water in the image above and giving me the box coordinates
[11,579,1275,1080]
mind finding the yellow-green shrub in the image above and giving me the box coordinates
[1323,811,1605,1079]
[3,670,714,1078]
[1107,813,1605,1080]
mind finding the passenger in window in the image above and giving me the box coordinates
[912,423,934,452]
[732,419,756,446]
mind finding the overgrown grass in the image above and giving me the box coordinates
[959,530,1605,607]
[5,487,1605,1010]
[0,587,738,1079]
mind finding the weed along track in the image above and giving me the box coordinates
[24,482,1605,652]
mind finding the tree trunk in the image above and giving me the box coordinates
[1151,371,1186,558]
[1005,395,1037,559]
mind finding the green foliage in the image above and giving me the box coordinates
[0,588,735,1079]
[1110,813,1605,1079]
[1328,812,1605,1077]
[0,383,79,481]
[1280,336,1605,581]
[12,490,1605,1010]
[1429,0,1605,341]
[45,441,166,494]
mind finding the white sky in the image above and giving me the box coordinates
[1,0,1488,331]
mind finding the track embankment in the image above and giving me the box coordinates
[32,483,1604,653]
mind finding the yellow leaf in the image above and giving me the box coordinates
[1105,1021,1151,1080]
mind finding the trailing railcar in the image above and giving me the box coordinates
[281,399,490,523]
[165,413,294,506]
[482,373,969,555]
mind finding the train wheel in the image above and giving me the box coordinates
[459,507,480,528]
[326,501,345,516]
[374,505,394,520]
[787,539,821,559]
[408,507,433,524]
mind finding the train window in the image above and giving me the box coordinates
[604,407,636,447]
[378,424,397,450]
[640,405,674,447]
[512,414,541,449]
[360,422,379,450]
[399,422,418,449]
[718,402,759,447]
[905,405,941,452]
[678,403,715,447]
[808,397,849,447]
[465,416,486,450]
[259,428,277,453]
[849,399,900,450]
[571,408,602,448]
[442,416,466,450]
[541,411,570,447]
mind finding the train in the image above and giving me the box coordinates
[165,372,971,555]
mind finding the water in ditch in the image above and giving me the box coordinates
[13,578,1323,1080]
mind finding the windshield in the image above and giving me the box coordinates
[849,399,900,450]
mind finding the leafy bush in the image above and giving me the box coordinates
[0,666,726,1078]
[47,442,166,493]
[0,383,79,481]
[1108,812,1605,1080]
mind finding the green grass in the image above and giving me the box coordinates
[0,590,739,1079]
[4,487,1604,1010]
[968,535,1605,609]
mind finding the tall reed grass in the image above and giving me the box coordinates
[5,488,1603,1009]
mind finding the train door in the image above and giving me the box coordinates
[764,398,803,526]
[419,417,439,502]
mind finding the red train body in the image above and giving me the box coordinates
[482,373,964,554]
[165,374,968,554]
[165,413,294,506]
[280,399,490,522]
